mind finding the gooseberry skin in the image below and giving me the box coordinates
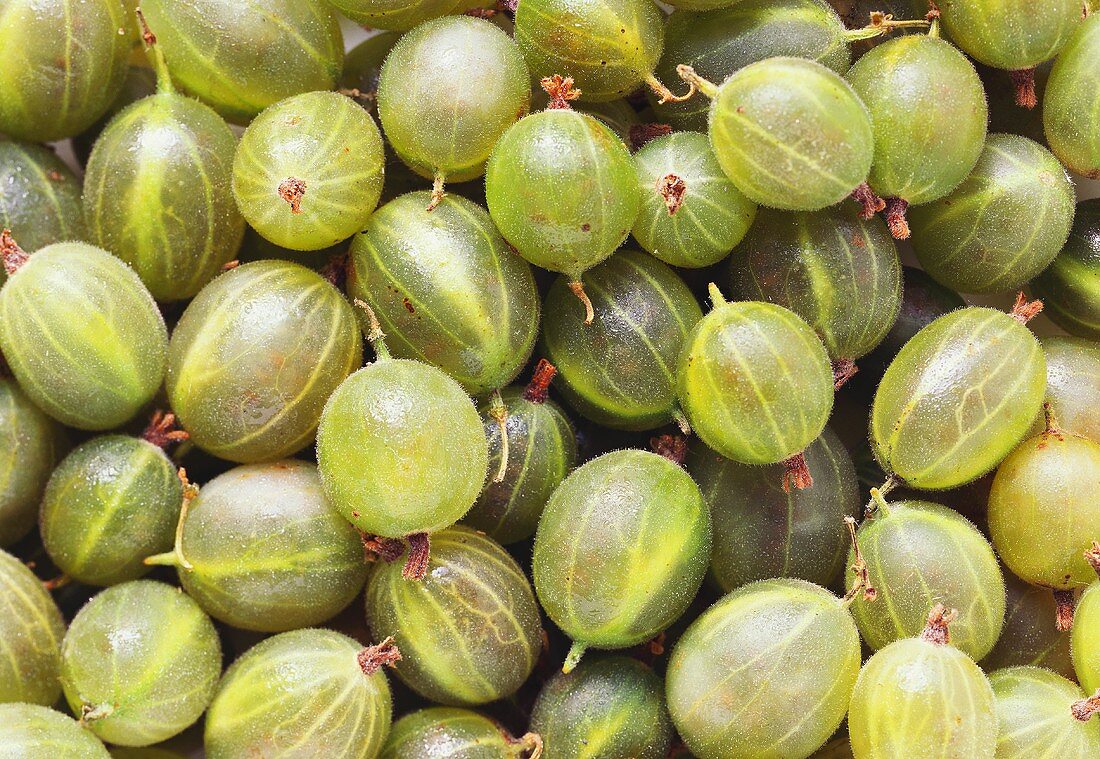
[166,260,363,464]
[0,704,110,759]
[529,91,642,143]
[532,450,711,656]
[989,667,1100,757]
[1031,199,1100,339]
[139,0,344,125]
[233,91,385,252]
[1044,15,1100,178]
[1036,336,1100,441]
[0,141,85,259]
[541,250,703,431]
[0,549,66,707]
[60,580,222,747]
[1074,577,1100,693]
[365,526,541,705]
[938,0,1080,70]
[667,579,861,759]
[981,571,1075,679]
[0,242,168,431]
[907,134,1075,294]
[325,0,479,31]
[870,306,1046,490]
[632,132,757,268]
[381,707,529,759]
[204,629,392,759]
[347,193,539,396]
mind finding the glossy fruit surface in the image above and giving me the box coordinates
[1074,575,1100,693]
[381,707,534,759]
[0,379,65,547]
[167,260,362,463]
[981,570,1075,679]
[326,0,478,31]
[989,667,1100,757]
[0,703,110,759]
[1031,199,1100,339]
[0,549,65,706]
[1044,15,1100,178]
[1039,336,1100,441]
[939,0,1080,70]
[0,141,85,258]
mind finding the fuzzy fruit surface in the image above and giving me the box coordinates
[0,549,65,707]
[71,65,159,170]
[939,0,1080,70]
[729,206,901,362]
[0,704,110,759]
[678,298,833,465]
[846,35,987,205]
[60,580,221,747]
[533,450,711,653]
[348,193,539,396]
[908,134,1075,294]
[0,379,65,548]
[167,260,362,464]
[205,629,392,759]
[326,0,480,31]
[1036,336,1100,441]
[381,707,526,759]
[667,578,861,759]
[632,132,757,268]
[0,242,168,431]
[485,109,640,279]
[1044,15,1100,178]
[531,657,673,759]
[988,431,1100,590]
[1031,199,1100,339]
[542,250,702,430]
[691,426,859,592]
[870,306,1046,490]
[1074,580,1100,693]
[990,666,1100,757]
[138,0,344,124]
[705,57,873,211]
[529,91,641,143]
[980,571,1075,679]
[365,526,541,705]
[0,141,85,264]
[41,436,181,587]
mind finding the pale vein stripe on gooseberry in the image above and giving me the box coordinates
[11,146,71,229]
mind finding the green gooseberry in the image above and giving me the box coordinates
[0,0,130,142]
[71,65,159,169]
[60,580,221,747]
[1044,14,1100,178]
[541,249,702,431]
[681,57,873,211]
[381,707,542,759]
[908,134,1075,294]
[0,548,65,706]
[531,657,673,759]
[325,0,479,31]
[365,526,541,705]
[0,240,168,431]
[462,362,578,545]
[1037,336,1100,441]
[1031,199,1100,339]
[981,570,1075,679]
[166,260,363,464]
[205,628,395,759]
[667,578,863,759]
[347,192,539,396]
[989,666,1100,757]
[870,304,1046,490]
[847,606,998,758]
[689,426,859,592]
[139,0,344,124]
[233,91,385,252]
[0,141,85,261]
[1074,549,1100,693]
[0,703,110,759]
[529,89,641,143]
[532,449,711,671]
[632,131,757,268]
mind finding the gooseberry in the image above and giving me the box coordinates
[0,548,65,707]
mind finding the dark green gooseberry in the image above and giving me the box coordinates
[690,426,859,592]
[381,707,542,759]
[1044,15,1100,178]
[541,249,702,431]
[0,703,110,759]
[981,570,1075,679]
[1031,199,1100,339]
[462,362,578,544]
[0,378,65,548]
[365,526,541,705]
[989,666,1100,757]
[848,606,998,758]
[325,0,479,31]
[1074,550,1100,693]
[233,91,385,252]
[632,131,757,268]
[139,0,343,124]
[531,657,673,759]
[347,192,539,396]
[71,65,159,169]
[0,548,66,706]
[533,449,711,671]
[166,260,363,464]
[205,629,395,759]
[1037,336,1100,441]
[0,141,85,262]
[908,134,1075,294]
[529,90,641,143]
[0,0,130,141]
[667,578,862,759]
[681,57,873,211]
[870,304,1046,490]
[60,580,221,747]
[0,240,168,431]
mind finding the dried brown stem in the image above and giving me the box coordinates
[645,74,696,105]
[1054,589,1076,631]
[514,732,544,759]
[1010,68,1038,109]
[42,574,71,591]
[568,280,595,325]
[832,358,859,390]
[320,253,349,290]
[659,174,687,216]
[842,516,877,604]
[1086,541,1100,578]
[427,172,446,212]
[524,359,557,403]
[360,533,406,564]
[540,75,581,110]
[851,183,885,219]
[135,8,156,46]
[1071,690,1100,722]
[781,453,814,492]
[650,434,688,466]
[142,410,189,450]
[628,123,672,152]
[278,178,307,214]
[220,260,239,272]
[357,636,402,675]
[884,197,911,240]
[1010,292,1044,324]
[464,7,497,17]
[920,604,957,645]
[403,532,431,580]
[1,229,29,275]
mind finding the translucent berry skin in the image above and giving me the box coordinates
[0,549,65,706]
[326,0,479,31]
[378,17,530,183]
[705,57,873,211]
[485,110,640,280]
[365,527,541,705]
[205,629,392,759]
[541,250,702,431]
[533,450,711,653]
[0,704,110,759]
[981,571,1075,678]
[0,141,85,262]
[678,299,834,465]
[1037,336,1100,441]
[1044,15,1100,178]
[348,193,539,395]
[0,243,168,431]
[60,580,221,747]
[939,0,1080,70]
[667,579,861,759]
[167,261,362,464]
[1074,580,1100,693]
[381,707,522,759]
[870,306,1046,490]
[233,91,385,252]
[989,667,1100,758]
[1031,199,1100,339]
[632,132,757,268]
[690,426,859,592]
[139,0,344,125]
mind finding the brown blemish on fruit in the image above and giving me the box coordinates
[650,434,688,466]
[851,183,885,220]
[47,170,62,182]
[781,453,814,492]
[628,123,672,151]
[920,604,957,645]
[402,297,415,314]
[1010,68,1037,109]
[1009,291,1043,324]
[659,174,687,216]
[141,410,189,450]
[1054,589,1076,631]
[357,636,402,675]
[541,75,581,110]
[0,229,29,275]
[884,197,910,239]
[524,359,557,404]
[278,178,307,214]
[581,223,591,232]
[851,233,865,248]
[403,532,431,580]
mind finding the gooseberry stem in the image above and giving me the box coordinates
[142,410,189,450]
[644,74,696,105]
[427,171,446,212]
[832,358,859,390]
[1072,689,1100,722]
[78,703,115,726]
[135,8,175,95]
[866,477,897,519]
[675,66,718,99]
[782,453,814,492]
[540,75,581,109]
[842,516,877,606]
[357,636,402,675]
[42,574,70,591]
[1,229,29,275]
[402,532,431,581]
[842,12,931,41]
[672,407,692,435]
[1054,589,1076,631]
[1042,401,1062,434]
[523,359,557,404]
[568,280,595,325]
[1009,292,1044,324]
[144,468,197,570]
[563,640,587,673]
[659,173,687,215]
[1085,541,1100,579]
[707,282,726,307]
[1010,68,1038,109]
[352,299,391,360]
[850,183,885,219]
[628,123,672,152]
[919,603,957,645]
[489,390,510,484]
[278,178,307,214]
[884,197,911,240]
[650,434,688,466]
[514,731,544,759]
